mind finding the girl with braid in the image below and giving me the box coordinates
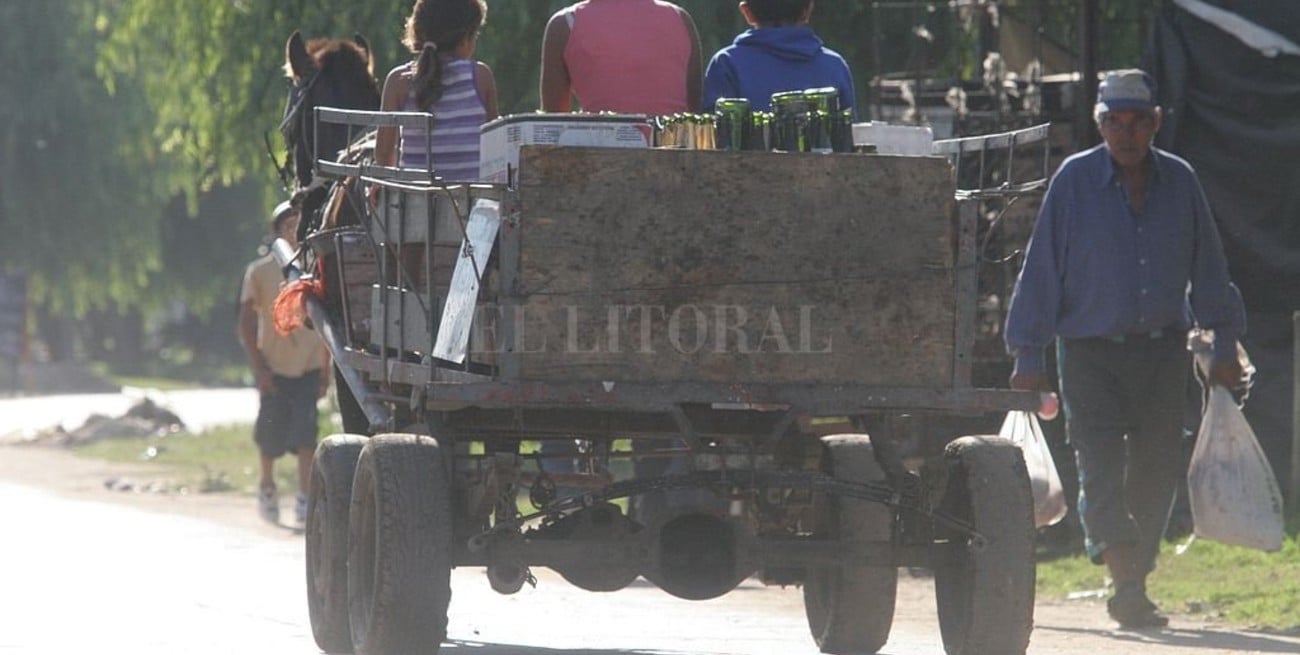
[375,0,498,181]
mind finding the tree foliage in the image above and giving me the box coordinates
[0,0,167,315]
[98,0,399,198]
[92,0,414,318]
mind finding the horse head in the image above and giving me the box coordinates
[281,31,381,191]
[280,31,382,237]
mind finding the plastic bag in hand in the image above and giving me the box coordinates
[998,411,1067,528]
[1187,387,1284,552]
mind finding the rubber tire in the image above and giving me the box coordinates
[306,434,367,653]
[933,435,1035,655]
[348,434,453,655]
[803,435,898,654]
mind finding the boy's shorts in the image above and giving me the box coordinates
[253,370,321,458]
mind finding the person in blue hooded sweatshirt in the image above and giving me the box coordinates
[702,0,854,114]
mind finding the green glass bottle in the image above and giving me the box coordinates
[714,98,751,151]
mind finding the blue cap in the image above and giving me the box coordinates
[1095,69,1157,114]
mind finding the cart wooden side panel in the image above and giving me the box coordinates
[510,146,957,388]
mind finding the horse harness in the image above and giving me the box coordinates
[278,67,321,167]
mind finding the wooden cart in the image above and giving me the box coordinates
[287,108,1044,655]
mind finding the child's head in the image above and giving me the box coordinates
[741,0,813,27]
[271,200,301,245]
[403,0,487,54]
[404,0,487,110]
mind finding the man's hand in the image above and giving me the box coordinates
[255,367,276,395]
[1010,371,1052,392]
[317,374,330,399]
[1208,358,1246,391]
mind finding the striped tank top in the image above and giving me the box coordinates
[398,58,487,182]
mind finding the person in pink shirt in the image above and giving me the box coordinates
[540,0,702,114]
[537,7,703,524]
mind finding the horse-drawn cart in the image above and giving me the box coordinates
[285,108,1044,655]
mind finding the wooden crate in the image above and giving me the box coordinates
[508,146,957,388]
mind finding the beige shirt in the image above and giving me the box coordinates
[240,255,323,377]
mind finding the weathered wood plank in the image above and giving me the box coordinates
[509,276,953,386]
[517,147,954,294]
[508,147,957,387]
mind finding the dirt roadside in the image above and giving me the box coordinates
[5,442,1299,655]
[0,443,297,539]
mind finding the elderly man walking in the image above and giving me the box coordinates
[1005,69,1246,629]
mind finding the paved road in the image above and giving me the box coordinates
[1,481,311,655]
[7,471,1300,655]
[0,479,861,655]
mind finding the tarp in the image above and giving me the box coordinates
[1143,0,1300,493]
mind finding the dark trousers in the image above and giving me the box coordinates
[253,370,321,458]
[1057,333,1189,573]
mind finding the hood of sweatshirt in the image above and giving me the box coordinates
[733,25,824,62]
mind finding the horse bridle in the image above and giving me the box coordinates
[279,68,320,150]
[269,68,322,190]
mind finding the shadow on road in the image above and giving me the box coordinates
[445,641,945,655]
[1036,624,1300,653]
[445,642,681,654]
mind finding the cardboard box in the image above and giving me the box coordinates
[852,122,935,156]
[479,113,653,185]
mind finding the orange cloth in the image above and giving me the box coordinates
[272,277,324,336]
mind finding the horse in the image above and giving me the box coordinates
[279,31,381,236]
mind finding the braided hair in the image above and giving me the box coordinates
[403,0,487,111]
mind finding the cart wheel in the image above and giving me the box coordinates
[306,434,367,653]
[933,436,1035,655]
[348,434,453,655]
[803,435,897,654]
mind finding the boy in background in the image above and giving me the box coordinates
[237,201,330,525]
[702,0,854,113]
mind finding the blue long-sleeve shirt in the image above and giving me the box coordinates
[1004,144,1245,375]
[702,26,854,114]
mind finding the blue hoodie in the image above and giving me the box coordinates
[702,26,855,114]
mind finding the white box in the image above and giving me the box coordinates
[851,122,935,156]
[480,113,654,185]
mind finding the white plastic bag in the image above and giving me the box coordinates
[1187,386,1285,552]
[999,411,1068,528]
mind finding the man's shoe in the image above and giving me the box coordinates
[294,492,309,525]
[258,483,280,524]
[1107,586,1169,629]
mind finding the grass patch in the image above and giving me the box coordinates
[1036,514,1300,631]
[112,376,203,391]
[70,422,632,508]
[91,359,248,390]
[74,423,279,495]
[72,411,339,496]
